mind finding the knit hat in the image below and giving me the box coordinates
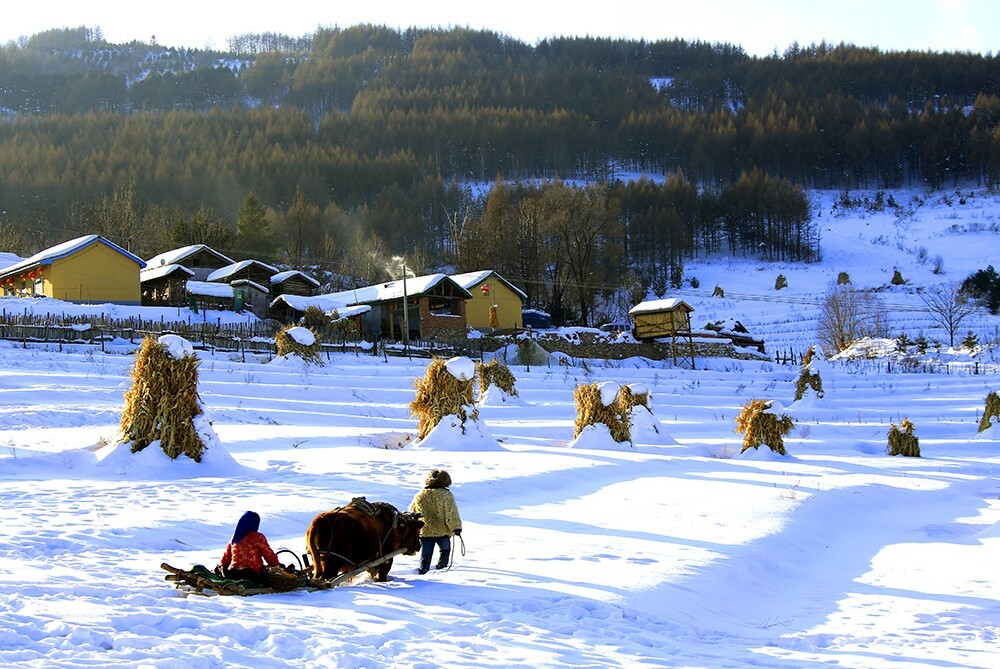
[425,469,452,488]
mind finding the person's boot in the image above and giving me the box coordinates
[435,550,450,570]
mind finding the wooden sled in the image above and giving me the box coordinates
[162,546,410,597]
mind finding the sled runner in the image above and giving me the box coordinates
[161,546,411,597]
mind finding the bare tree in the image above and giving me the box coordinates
[919,283,980,347]
[817,284,888,355]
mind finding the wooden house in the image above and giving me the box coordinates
[140,263,195,307]
[309,273,472,341]
[145,245,235,281]
[207,260,279,288]
[270,270,320,298]
[451,270,526,330]
[0,235,145,304]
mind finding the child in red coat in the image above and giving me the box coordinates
[217,511,279,583]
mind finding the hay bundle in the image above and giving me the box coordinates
[573,382,631,443]
[276,325,322,364]
[712,285,725,297]
[887,418,920,457]
[488,303,499,329]
[476,359,518,397]
[617,384,650,412]
[410,357,478,439]
[793,346,825,400]
[734,398,794,455]
[978,391,1000,432]
[120,335,205,461]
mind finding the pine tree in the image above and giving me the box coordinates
[236,192,274,260]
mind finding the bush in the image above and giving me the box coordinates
[961,265,1000,314]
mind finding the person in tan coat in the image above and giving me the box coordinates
[408,469,462,574]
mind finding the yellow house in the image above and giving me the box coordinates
[451,270,526,330]
[0,235,146,304]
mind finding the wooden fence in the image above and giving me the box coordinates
[0,310,487,361]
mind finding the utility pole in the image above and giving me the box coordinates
[401,262,409,349]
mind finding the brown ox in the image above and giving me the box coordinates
[306,498,423,582]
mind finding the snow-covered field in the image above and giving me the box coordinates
[1,187,999,668]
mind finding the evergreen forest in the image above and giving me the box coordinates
[1,25,999,324]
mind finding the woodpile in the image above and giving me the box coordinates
[735,398,794,455]
[120,335,206,461]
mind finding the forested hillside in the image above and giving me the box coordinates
[1,25,998,324]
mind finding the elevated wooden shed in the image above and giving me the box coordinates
[628,298,696,369]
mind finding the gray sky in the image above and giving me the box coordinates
[4,0,998,56]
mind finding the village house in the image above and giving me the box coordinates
[451,270,526,330]
[273,273,471,342]
[0,235,145,304]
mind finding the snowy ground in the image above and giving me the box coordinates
[1,187,999,668]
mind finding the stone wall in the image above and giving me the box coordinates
[481,330,768,362]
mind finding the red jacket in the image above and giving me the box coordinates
[219,531,279,573]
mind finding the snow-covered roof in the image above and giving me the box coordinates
[186,280,233,298]
[0,252,24,271]
[230,279,269,293]
[207,259,279,282]
[271,270,320,287]
[139,263,195,282]
[451,270,527,300]
[628,298,694,315]
[145,244,234,268]
[323,273,472,305]
[269,293,371,318]
[0,235,145,279]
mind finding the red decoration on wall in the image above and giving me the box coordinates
[481,285,490,294]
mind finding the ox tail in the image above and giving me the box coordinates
[306,519,328,580]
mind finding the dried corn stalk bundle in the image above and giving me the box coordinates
[734,398,794,455]
[410,357,478,439]
[793,346,825,400]
[276,325,323,364]
[978,391,1000,432]
[618,384,650,412]
[573,382,631,443]
[488,303,499,329]
[120,335,205,462]
[476,359,518,396]
[887,418,920,457]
